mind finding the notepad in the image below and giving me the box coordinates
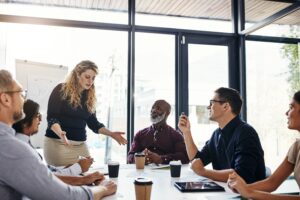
[174,181,225,192]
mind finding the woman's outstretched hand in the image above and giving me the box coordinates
[110,131,127,145]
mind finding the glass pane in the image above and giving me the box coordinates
[0,22,128,164]
[245,0,291,24]
[188,44,228,148]
[245,0,300,38]
[135,33,175,133]
[136,0,232,33]
[0,2,128,24]
[251,19,300,39]
[246,41,299,172]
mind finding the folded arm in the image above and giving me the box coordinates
[228,158,295,200]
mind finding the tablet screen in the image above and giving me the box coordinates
[174,181,225,192]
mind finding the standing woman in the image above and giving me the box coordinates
[44,60,127,166]
[228,90,300,200]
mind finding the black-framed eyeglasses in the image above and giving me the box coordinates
[209,99,226,106]
[36,112,42,121]
[4,89,27,99]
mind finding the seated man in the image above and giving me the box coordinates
[0,69,116,199]
[128,99,189,164]
[178,87,265,183]
[13,99,101,186]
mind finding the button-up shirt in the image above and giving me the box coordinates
[0,122,92,200]
[15,133,82,176]
[194,116,266,183]
[128,124,189,164]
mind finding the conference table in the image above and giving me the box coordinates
[89,164,299,200]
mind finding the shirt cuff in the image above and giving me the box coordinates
[161,155,172,164]
[47,118,60,129]
[54,163,82,176]
[68,163,82,175]
[193,151,202,160]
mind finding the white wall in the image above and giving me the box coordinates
[16,59,68,147]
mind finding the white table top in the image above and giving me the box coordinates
[89,164,299,200]
[94,164,236,200]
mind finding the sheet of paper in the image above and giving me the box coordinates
[150,164,170,169]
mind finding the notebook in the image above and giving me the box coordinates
[174,181,225,192]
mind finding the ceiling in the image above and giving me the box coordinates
[0,0,299,25]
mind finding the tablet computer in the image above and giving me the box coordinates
[174,181,225,192]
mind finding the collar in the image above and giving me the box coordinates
[0,122,16,137]
[219,116,242,137]
[15,133,30,143]
[151,123,167,132]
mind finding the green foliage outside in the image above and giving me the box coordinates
[281,26,300,95]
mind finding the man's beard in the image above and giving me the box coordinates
[150,112,166,124]
[13,110,25,122]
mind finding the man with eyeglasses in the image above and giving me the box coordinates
[178,87,265,183]
[4,89,27,99]
[128,99,189,165]
[0,70,116,200]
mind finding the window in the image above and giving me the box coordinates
[134,32,175,133]
[0,22,128,163]
[246,41,299,172]
[188,44,229,147]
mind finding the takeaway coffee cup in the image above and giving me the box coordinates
[134,177,153,200]
[170,160,182,178]
[108,161,119,178]
[135,152,145,169]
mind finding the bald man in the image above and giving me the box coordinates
[128,100,188,165]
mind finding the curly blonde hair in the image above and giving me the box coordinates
[61,60,98,113]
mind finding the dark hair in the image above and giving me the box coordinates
[215,87,242,115]
[12,99,40,133]
[293,91,300,104]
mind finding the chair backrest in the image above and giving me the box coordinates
[265,166,272,177]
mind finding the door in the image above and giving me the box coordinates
[178,34,238,147]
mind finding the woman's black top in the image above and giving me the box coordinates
[45,83,105,141]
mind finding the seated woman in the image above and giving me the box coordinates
[13,99,114,189]
[227,91,300,200]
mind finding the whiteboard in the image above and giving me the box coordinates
[16,59,68,148]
